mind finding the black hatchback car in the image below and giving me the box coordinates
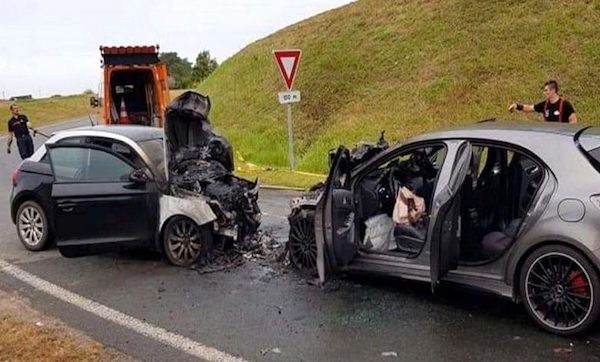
[10,124,259,266]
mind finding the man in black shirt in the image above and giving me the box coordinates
[508,80,578,123]
[6,104,35,159]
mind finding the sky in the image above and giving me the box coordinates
[0,0,353,98]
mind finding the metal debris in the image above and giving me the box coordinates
[191,231,286,273]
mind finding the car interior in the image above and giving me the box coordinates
[353,143,544,263]
[355,145,447,257]
[458,145,544,263]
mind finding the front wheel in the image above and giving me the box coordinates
[288,208,317,273]
[520,245,600,336]
[163,216,213,267]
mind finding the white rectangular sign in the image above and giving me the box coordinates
[278,90,301,104]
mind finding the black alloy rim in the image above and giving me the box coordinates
[289,216,317,270]
[525,252,593,330]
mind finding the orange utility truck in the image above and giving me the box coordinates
[93,45,170,127]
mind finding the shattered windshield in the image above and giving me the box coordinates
[138,138,166,180]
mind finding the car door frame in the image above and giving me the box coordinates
[46,143,160,257]
[317,140,472,285]
[428,140,472,290]
[316,146,354,283]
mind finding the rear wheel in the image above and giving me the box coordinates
[520,245,600,336]
[163,216,213,267]
[16,201,50,251]
[288,208,317,272]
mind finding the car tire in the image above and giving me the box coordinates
[519,244,600,336]
[162,216,213,267]
[16,200,51,251]
[288,208,317,273]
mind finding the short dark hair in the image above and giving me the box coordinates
[543,80,559,92]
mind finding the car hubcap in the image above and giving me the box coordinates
[18,206,44,246]
[526,252,593,330]
[289,215,317,270]
[168,220,202,264]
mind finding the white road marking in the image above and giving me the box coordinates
[0,259,246,362]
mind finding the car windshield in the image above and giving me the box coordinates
[138,138,166,179]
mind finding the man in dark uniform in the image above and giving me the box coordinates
[6,104,35,159]
[508,80,578,123]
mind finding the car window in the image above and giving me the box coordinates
[50,147,134,183]
[57,136,86,144]
[86,137,145,169]
[138,138,165,178]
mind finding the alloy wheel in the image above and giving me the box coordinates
[525,252,593,331]
[18,205,45,248]
[288,210,317,271]
[166,218,203,266]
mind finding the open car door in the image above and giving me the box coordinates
[47,144,159,257]
[430,141,472,291]
[316,147,358,284]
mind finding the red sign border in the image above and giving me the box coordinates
[273,49,302,91]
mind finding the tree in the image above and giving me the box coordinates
[159,52,193,88]
[191,51,218,84]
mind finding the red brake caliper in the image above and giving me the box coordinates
[569,270,590,296]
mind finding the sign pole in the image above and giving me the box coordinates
[286,103,295,170]
[273,49,302,171]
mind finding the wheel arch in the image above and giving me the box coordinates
[157,214,214,253]
[510,239,600,302]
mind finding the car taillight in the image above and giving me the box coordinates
[11,169,20,187]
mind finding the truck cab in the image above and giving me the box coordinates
[93,45,170,127]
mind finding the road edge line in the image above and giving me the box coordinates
[0,259,246,362]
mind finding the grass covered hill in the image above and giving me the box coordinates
[198,0,600,173]
[0,95,93,134]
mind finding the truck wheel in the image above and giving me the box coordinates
[163,216,213,267]
[16,201,50,251]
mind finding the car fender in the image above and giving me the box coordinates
[505,231,600,298]
[159,195,217,231]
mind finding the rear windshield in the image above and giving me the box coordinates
[576,127,600,172]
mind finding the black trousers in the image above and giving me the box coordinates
[16,134,34,159]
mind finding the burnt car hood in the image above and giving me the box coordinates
[164,91,234,172]
[164,91,260,241]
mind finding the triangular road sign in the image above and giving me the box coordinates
[273,49,302,90]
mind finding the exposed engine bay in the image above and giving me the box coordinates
[165,91,261,241]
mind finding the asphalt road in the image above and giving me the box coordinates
[0,119,599,361]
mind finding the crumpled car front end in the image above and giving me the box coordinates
[164,91,261,242]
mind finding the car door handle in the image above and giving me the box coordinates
[58,202,76,212]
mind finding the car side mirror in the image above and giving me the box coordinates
[89,96,99,108]
[129,168,151,184]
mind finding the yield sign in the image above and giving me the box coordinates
[273,49,302,90]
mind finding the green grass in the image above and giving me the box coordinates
[0,95,93,134]
[235,162,325,189]
[197,0,600,174]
